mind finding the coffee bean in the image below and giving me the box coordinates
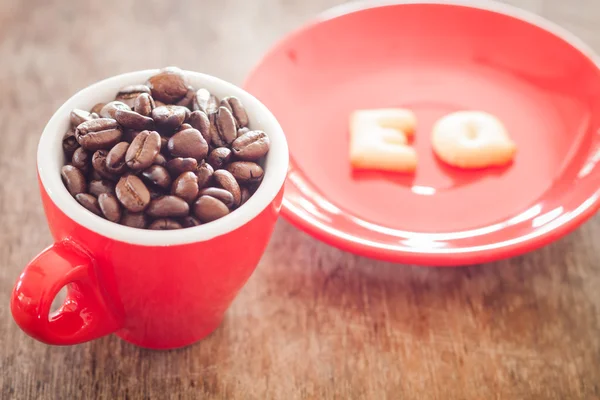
[75,193,102,216]
[166,157,198,176]
[231,130,270,161]
[240,186,251,205]
[70,109,93,127]
[146,195,189,218]
[114,109,155,131]
[193,195,229,223]
[105,142,130,174]
[126,130,161,170]
[193,88,219,114]
[91,150,119,181]
[76,118,123,151]
[98,193,122,222]
[207,147,231,169]
[100,101,131,119]
[153,153,168,167]
[133,93,155,117]
[88,180,115,197]
[149,218,183,230]
[196,162,214,189]
[199,187,234,208]
[216,106,237,145]
[226,161,264,184]
[179,215,202,227]
[172,172,199,203]
[90,103,105,115]
[71,147,91,173]
[219,99,232,112]
[141,165,172,190]
[120,211,149,229]
[167,128,208,160]
[208,113,225,147]
[237,127,250,138]
[221,97,249,128]
[116,175,151,212]
[188,111,211,144]
[152,105,187,133]
[213,169,241,207]
[116,85,151,108]
[175,86,196,108]
[160,135,168,153]
[62,129,79,158]
[147,67,188,104]
[61,165,87,196]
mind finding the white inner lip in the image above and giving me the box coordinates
[38,69,289,246]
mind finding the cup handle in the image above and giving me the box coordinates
[10,240,122,345]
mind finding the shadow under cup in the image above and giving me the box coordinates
[11,70,289,350]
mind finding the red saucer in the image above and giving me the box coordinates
[244,1,600,266]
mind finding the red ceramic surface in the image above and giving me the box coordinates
[11,70,288,349]
[244,0,600,266]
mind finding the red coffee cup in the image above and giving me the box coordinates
[10,70,289,349]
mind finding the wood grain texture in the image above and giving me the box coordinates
[1,0,599,399]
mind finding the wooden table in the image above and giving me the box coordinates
[1,0,599,398]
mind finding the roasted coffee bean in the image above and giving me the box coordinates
[116,85,151,108]
[193,195,229,223]
[196,162,214,189]
[219,99,232,112]
[105,142,130,174]
[152,105,187,133]
[75,118,123,151]
[120,211,149,229]
[231,130,270,161]
[72,147,91,173]
[98,193,122,222]
[75,193,102,216]
[213,169,241,207]
[209,113,225,147]
[100,101,131,119]
[171,172,199,203]
[216,106,237,145]
[221,97,249,128]
[146,195,189,218]
[149,218,183,230]
[188,110,211,144]
[70,109,93,127]
[147,67,188,104]
[114,109,155,130]
[61,165,87,196]
[240,186,251,205]
[141,165,172,190]
[237,127,250,138]
[91,150,119,181]
[179,215,201,227]
[62,129,79,158]
[160,135,169,153]
[153,153,168,167]
[193,88,219,114]
[199,187,234,208]
[126,130,161,170]
[176,86,196,108]
[207,147,231,169]
[166,157,197,176]
[90,103,105,115]
[179,123,193,131]
[116,175,151,212]
[133,93,155,117]
[88,180,115,197]
[167,128,208,160]
[226,161,264,184]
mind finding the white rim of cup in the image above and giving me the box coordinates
[38,69,289,246]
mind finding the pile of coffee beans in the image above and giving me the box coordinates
[61,67,270,230]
